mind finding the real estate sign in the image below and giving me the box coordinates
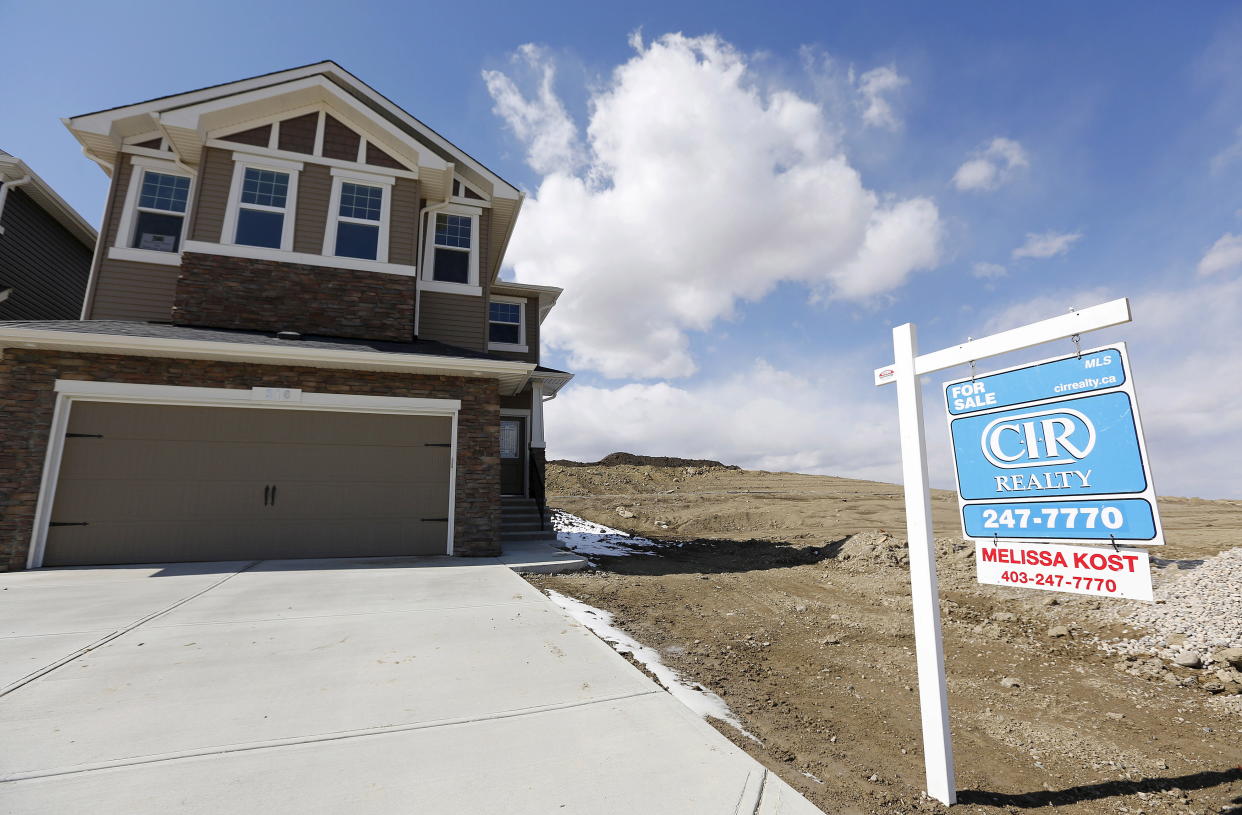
[943,343,1164,546]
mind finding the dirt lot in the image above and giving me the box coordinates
[528,462,1242,815]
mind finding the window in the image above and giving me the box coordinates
[130,170,190,252]
[433,213,472,283]
[325,171,392,262]
[489,301,523,344]
[235,167,290,249]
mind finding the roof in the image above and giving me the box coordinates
[0,320,503,360]
[0,321,573,396]
[0,155,97,247]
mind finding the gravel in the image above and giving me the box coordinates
[1097,547,1242,668]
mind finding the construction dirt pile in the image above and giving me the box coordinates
[527,463,1242,815]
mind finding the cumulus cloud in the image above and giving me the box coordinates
[1012,230,1082,259]
[546,358,901,483]
[488,35,941,378]
[482,45,584,174]
[978,278,1242,499]
[855,65,909,130]
[1197,232,1242,276]
[952,137,1029,192]
[972,262,1007,279]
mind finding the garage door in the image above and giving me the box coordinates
[43,402,453,566]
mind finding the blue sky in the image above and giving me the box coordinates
[6,1,1242,497]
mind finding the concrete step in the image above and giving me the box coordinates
[501,529,560,543]
[501,522,547,533]
[501,512,544,523]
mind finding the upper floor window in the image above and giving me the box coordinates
[222,155,301,252]
[237,168,290,248]
[324,170,392,262]
[421,206,480,293]
[488,298,526,348]
[131,171,190,252]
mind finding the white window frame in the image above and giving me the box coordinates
[109,155,195,267]
[488,295,528,352]
[221,153,302,252]
[421,203,481,295]
[322,167,393,264]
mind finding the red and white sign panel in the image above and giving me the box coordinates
[975,540,1153,602]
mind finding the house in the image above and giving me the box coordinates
[0,150,96,319]
[0,62,571,571]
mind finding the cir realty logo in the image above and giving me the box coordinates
[980,408,1096,469]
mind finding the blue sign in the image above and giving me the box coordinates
[961,499,1157,541]
[946,348,1125,415]
[950,391,1147,500]
[944,343,1163,545]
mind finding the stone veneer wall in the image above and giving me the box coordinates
[172,252,416,342]
[0,350,500,570]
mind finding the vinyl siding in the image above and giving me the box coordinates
[90,259,179,322]
[0,187,92,320]
[293,163,331,255]
[188,147,232,244]
[417,290,485,351]
[388,178,418,266]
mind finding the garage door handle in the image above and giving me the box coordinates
[66,433,103,439]
[264,485,271,506]
[424,443,451,447]
[271,485,277,506]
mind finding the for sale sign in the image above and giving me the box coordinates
[944,343,1163,546]
[975,540,1153,601]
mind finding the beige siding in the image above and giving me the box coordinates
[90,259,179,322]
[188,147,233,243]
[293,163,331,255]
[418,290,485,351]
[500,390,533,410]
[388,178,418,265]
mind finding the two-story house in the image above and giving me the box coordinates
[0,150,96,319]
[0,62,571,570]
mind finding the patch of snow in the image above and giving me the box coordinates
[551,509,661,559]
[802,771,824,784]
[545,588,759,742]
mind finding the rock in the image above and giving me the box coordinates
[1047,625,1070,638]
[1214,669,1240,684]
[1173,652,1202,668]
[614,506,635,518]
[822,635,840,645]
[1106,712,1125,720]
[1214,647,1242,670]
[868,774,879,783]
[991,612,1017,622]
[1000,677,1022,688]
[1044,597,1060,606]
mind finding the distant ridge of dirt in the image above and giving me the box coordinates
[550,452,740,470]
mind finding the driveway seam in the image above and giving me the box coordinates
[0,688,663,783]
[0,560,261,698]
[142,598,551,629]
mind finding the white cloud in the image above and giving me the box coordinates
[972,262,1007,279]
[1211,125,1242,173]
[1197,232,1242,276]
[855,65,909,130]
[952,137,1029,192]
[488,35,941,378]
[1012,230,1082,259]
[546,358,901,483]
[482,45,583,174]
[977,278,1242,499]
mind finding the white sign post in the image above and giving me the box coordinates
[874,298,1133,806]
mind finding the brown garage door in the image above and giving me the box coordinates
[43,402,453,566]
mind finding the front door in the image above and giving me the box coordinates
[500,417,526,495]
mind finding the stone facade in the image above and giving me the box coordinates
[0,349,501,571]
[172,252,417,342]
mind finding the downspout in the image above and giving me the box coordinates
[0,175,32,236]
[414,163,455,339]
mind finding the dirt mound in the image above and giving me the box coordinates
[552,451,739,469]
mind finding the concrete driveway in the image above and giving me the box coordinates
[0,557,821,814]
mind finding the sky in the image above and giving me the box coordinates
[5,1,1242,498]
